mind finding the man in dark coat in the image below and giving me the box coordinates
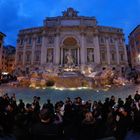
[30,108,63,140]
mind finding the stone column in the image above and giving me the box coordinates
[61,48,63,66]
[41,33,47,65]
[80,33,86,64]
[54,34,60,65]
[115,39,120,65]
[122,41,128,64]
[23,38,26,66]
[94,35,100,64]
[31,35,36,65]
[133,35,138,66]
[0,41,2,69]
[106,38,111,65]
[15,43,18,67]
[77,48,80,65]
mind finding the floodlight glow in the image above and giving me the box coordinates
[2,72,8,75]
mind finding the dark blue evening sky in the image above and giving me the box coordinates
[0,0,140,46]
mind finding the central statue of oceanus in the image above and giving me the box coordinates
[66,50,74,65]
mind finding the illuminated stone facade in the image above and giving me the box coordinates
[0,32,6,72]
[129,25,140,68]
[15,8,128,74]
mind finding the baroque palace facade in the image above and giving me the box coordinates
[0,32,6,71]
[15,8,128,74]
[129,25,140,68]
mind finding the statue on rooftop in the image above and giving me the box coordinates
[62,8,79,17]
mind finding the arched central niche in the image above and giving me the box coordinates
[63,37,77,46]
[61,37,80,66]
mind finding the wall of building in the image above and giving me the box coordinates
[129,25,140,68]
[0,44,16,73]
[15,8,128,74]
[0,32,6,72]
[6,46,16,73]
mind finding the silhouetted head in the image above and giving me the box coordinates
[39,109,53,123]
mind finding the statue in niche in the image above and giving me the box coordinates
[66,50,74,65]
[88,49,94,62]
[47,50,53,63]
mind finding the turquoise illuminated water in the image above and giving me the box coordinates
[0,84,140,104]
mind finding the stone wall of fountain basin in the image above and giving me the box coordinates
[17,76,90,88]
[54,77,89,88]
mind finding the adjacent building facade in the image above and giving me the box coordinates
[0,32,6,72]
[6,45,16,73]
[15,8,128,74]
[129,25,140,68]
[0,43,16,73]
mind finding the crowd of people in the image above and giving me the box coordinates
[0,91,140,140]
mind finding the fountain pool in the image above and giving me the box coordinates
[0,84,140,105]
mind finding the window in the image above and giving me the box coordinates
[119,38,123,44]
[136,40,139,45]
[26,53,31,62]
[18,54,22,61]
[37,36,42,44]
[100,36,105,43]
[110,37,114,43]
[24,38,27,43]
[26,67,29,74]
[20,39,24,45]
[28,37,32,44]
[101,38,104,43]
[120,53,124,61]
[101,52,106,60]
[35,51,41,61]
[112,53,115,61]
[17,39,20,44]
